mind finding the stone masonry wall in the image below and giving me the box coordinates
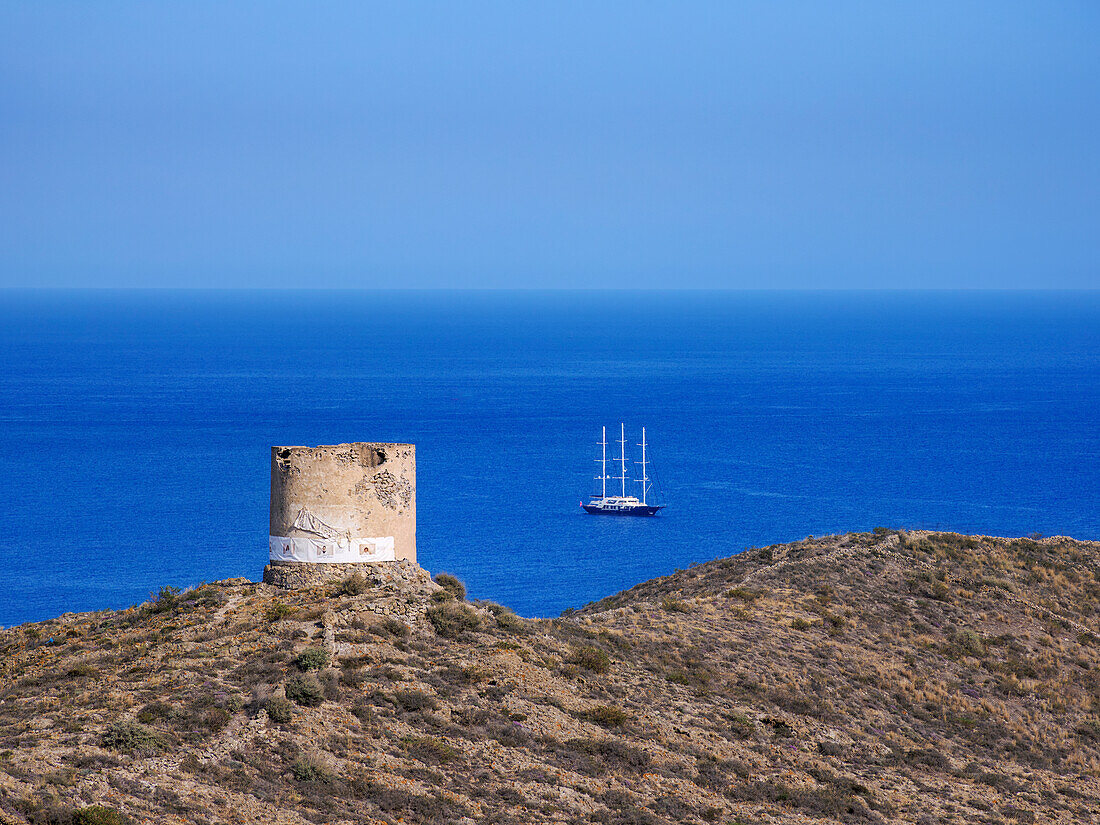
[261,560,441,627]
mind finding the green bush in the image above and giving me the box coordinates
[482,602,528,633]
[73,807,131,825]
[146,585,181,615]
[265,695,293,723]
[433,573,466,601]
[286,674,325,707]
[101,720,169,755]
[494,609,528,633]
[568,645,610,674]
[952,628,985,657]
[661,597,691,613]
[426,602,481,639]
[264,602,293,622]
[292,754,332,782]
[338,572,370,596]
[295,646,331,671]
[791,617,812,631]
[581,705,629,728]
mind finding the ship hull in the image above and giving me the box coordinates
[581,503,664,516]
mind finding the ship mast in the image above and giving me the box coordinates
[600,426,607,499]
[618,422,628,497]
[639,426,649,505]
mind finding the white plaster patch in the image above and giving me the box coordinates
[269,536,395,563]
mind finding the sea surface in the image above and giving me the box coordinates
[1,290,1098,627]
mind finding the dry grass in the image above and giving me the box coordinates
[2,531,1100,824]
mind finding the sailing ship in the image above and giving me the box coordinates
[581,424,665,516]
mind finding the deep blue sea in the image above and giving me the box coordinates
[1,290,1098,627]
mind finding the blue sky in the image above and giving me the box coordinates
[1,2,1097,288]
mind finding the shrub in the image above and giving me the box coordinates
[146,586,181,615]
[727,712,756,739]
[435,664,488,688]
[905,746,950,771]
[725,587,760,602]
[295,647,331,671]
[338,572,370,596]
[433,573,466,601]
[581,705,629,728]
[264,602,293,623]
[393,689,437,712]
[184,584,227,609]
[101,721,169,755]
[482,602,528,633]
[569,645,610,674]
[375,617,409,637]
[285,674,325,707]
[791,617,811,630]
[265,696,293,723]
[403,735,459,765]
[495,610,528,633]
[661,597,691,613]
[73,807,131,825]
[765,717,794,737]
[426,602,481,639]
[65,662,100,678]
[136,701,176,724]
[818,741,847,757]
[651,795,697,821]
[955,628,985,656]
[320,669,340,700]
[195,705,231,733]
[292,754,332,783]
[555,737,650,775]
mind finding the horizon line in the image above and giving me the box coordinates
[2,286,1098,293]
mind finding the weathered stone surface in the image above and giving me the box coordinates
[262,558,432,592]
[270,442,416,562]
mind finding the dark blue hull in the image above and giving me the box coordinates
[581,503,664,516]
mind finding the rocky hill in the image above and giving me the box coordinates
[3,530,1100,825]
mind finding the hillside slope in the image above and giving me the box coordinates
[3,530,1100,825]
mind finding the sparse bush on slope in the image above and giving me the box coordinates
[432,572,466,601]
[426,602,480,638]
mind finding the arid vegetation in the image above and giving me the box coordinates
[2,531,1100,823]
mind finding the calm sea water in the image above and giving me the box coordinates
[1,290,1097,627]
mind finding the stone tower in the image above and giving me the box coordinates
[268,442,416,565]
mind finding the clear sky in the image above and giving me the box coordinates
[1,2,1098,289]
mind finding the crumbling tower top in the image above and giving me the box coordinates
[268,442,416,565]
